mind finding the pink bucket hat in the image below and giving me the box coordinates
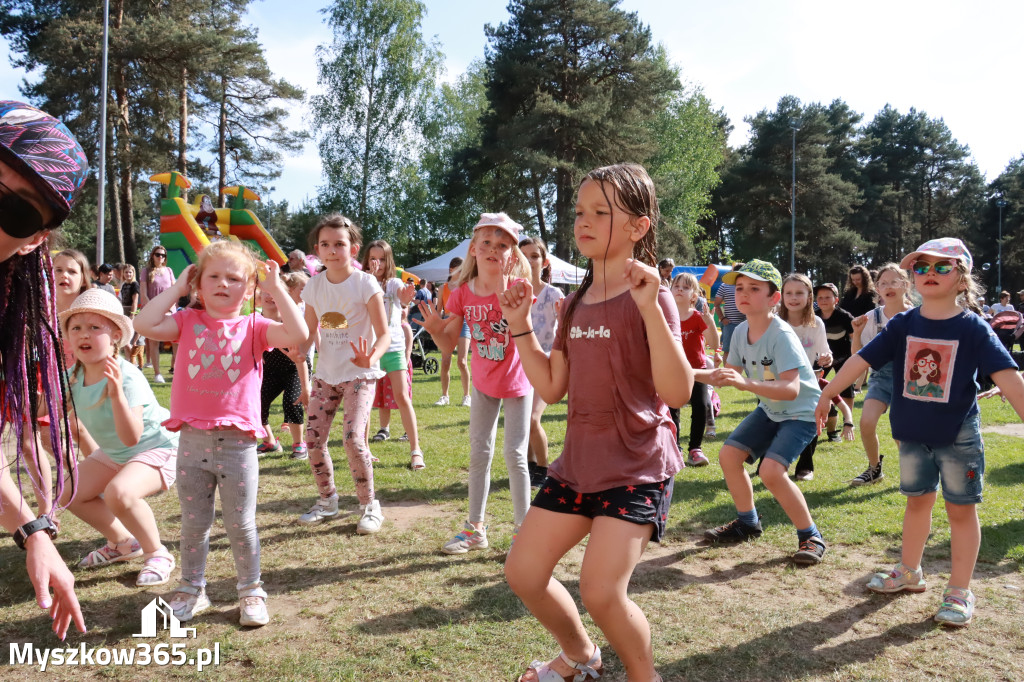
[473,212,523,243]
[900,238,973,273]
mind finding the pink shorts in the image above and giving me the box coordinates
[88,447,178,491]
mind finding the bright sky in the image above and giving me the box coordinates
[3,0,1022,209]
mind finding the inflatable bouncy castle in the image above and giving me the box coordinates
[149,172,286,277]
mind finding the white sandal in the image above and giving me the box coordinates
[519,646,603,682]
[136,548,176,586]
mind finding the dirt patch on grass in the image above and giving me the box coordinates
[385,500,450,531]
[982,423,1024,437]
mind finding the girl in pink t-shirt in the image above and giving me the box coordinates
[498,164,693,682]
[416,212,532,555]
[139,246,176,383]
[135,240,307,627]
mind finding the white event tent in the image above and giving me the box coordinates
[406,238,587,285]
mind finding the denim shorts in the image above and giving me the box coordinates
[721,323,737,354]
[898,413,984,505]
[460,320,471,339]
[725,407,817,469]
[865,362,894,406]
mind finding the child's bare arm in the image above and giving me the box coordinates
[991,368,1024,420]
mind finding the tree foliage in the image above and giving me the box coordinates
[311,0,441,245]
[470,0,679,258]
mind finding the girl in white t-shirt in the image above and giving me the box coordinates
[296,215,390,535]
[518,237,563,486]
[361,239,422,469]
[848,263,912,486]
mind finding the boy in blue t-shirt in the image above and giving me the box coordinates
[699,260,826,565]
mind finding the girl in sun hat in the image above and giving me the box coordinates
[56,289,179,588]
[817,236,1024,627]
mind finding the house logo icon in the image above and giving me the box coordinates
[133,597,196,638]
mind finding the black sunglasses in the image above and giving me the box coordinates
[153,251,167,258]
[0,179,47,239]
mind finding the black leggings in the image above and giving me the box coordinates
[260,348,307,425]
[669,381,709,452]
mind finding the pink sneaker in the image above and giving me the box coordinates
[687,448,710,467]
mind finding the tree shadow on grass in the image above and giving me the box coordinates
[658,597,931,682]
[985,460,1024,486]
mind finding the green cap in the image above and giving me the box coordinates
[722,259,782,290]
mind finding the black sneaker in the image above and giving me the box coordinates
[529,465,548,488]
[704,518,763,543]
[850,463,884,486]
[827,431,842,443]
[793,536,827,565]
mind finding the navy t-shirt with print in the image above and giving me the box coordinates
[858,308,1017,445]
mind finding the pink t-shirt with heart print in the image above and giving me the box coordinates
[163,307,272,438]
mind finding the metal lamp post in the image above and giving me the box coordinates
[996,195,1007,292]
[790,119,799,273]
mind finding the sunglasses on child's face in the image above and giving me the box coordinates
[912,259,956,276]
[0,179,47,239]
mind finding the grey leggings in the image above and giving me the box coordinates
[468,386,532,527]
[176,425,261,591]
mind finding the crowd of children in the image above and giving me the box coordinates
[4,106,1021,679]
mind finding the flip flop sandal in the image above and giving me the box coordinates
[136,550,176,587]
[79,538,143,568]
[409,451,426,470]
[519,646,603,682]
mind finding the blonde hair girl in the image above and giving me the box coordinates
[848,262,912,486]
[57,289,179,589]
[135,239,307,627]
[817,238,1024,628]
[415,213,535,556]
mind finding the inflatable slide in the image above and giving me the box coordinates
[149,172,286,277]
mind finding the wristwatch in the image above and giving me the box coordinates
[13,515,58,550]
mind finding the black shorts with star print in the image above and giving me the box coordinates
[531,476,675,542]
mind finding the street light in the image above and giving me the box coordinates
[995,194,1007,292]
[790,119,799,273]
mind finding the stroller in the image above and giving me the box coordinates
[410,323,439,375]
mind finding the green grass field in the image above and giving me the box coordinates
[2,354,1022,680]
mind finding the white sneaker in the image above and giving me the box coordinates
[298,494,339,525]
[239,595,269,627]
[461,395,472,407]
[153,374,166,384]
[434,395,449,406]
[442,521,488,554]
[356,499,384,535]
[168,583,210,622]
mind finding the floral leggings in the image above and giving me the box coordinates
[305,376,376,504]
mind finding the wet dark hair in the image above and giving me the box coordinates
[557,163,660,354]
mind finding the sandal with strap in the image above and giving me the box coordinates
[136,548,176,587]
[409,450,426,470]
[79,538,143,568]
[370,428,390,443]
[519,646,603,682]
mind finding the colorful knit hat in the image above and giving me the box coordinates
[0,101,89,225]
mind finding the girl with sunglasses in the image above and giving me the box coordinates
[139,247,176,383]
[816,238,1024,628]
[0,100,89,639]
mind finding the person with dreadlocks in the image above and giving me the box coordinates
[0,100,89,639]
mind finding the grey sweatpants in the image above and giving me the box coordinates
[176,425,261,592]
[468,386,532,527]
